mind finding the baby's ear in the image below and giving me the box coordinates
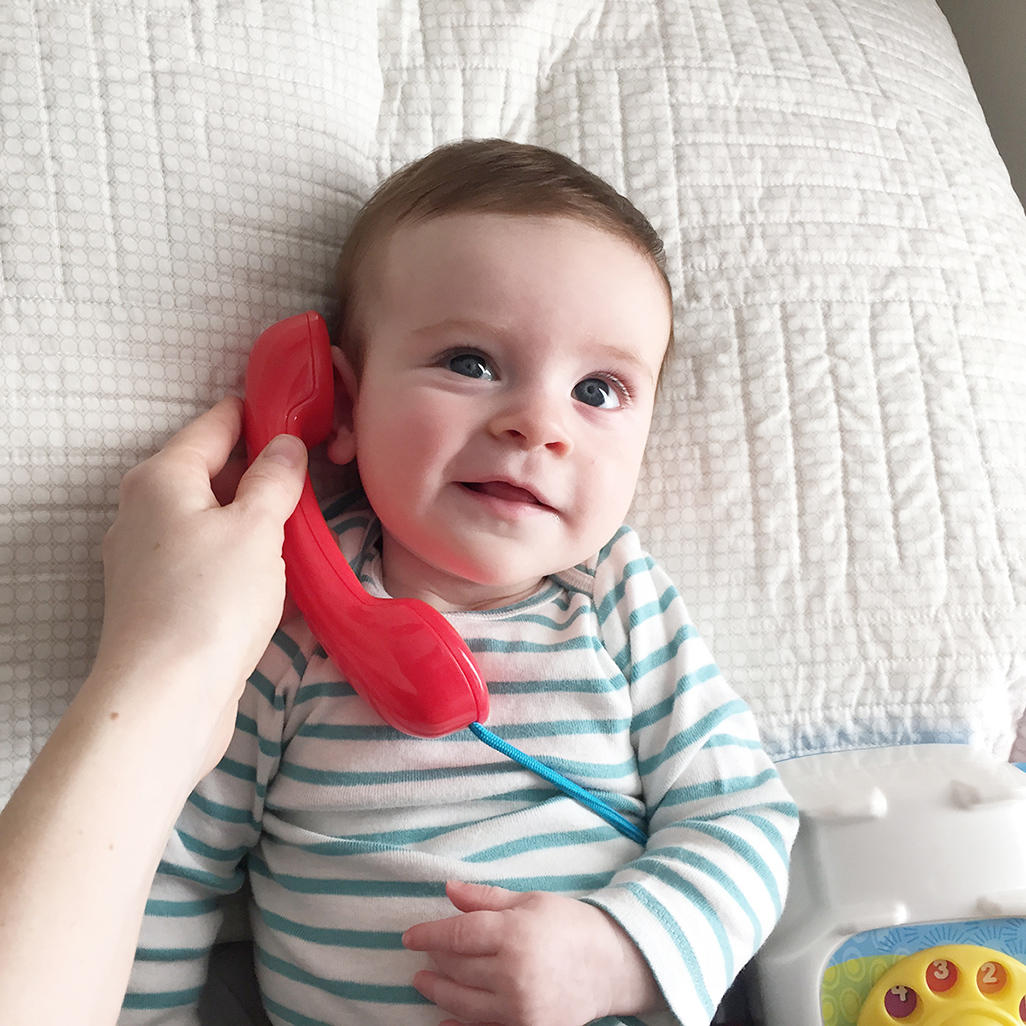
[325,346,358,465]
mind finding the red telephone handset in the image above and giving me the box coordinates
[242,311,489,737]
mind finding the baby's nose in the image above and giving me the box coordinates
[487,393,572,455]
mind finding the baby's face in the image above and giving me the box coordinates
[341,211,671,610]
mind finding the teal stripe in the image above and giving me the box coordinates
[487,871,616,892]
[235,712,259,736]
[179,827,250,864]
[295,680,357,703]
[464,824,617,863]
[246,668,277,706]
[499,605,591,632]
[476,716,632,739]
[327,513,371,536]
[122,986,203,1011]
[633,847,762,948]
[278,758,511,788]
[270,624,305,663]
[630,625,698,679]
[257,947,429,1005]
[661,767,783,806]
[631,663,721,730]
[340,821,480,846]
[186,790,258,829]
[257,907,404,949]
[322,488,367,519]
[637,701,749,776]
[217,755,258,784]
[593,880,713,1017]
[539,752,637,780]
[626,586,677,630]
[260,992,334,1026]
[144,896,220,917]
[624,881,712,1015]
[134,945,208,962]
[296,722,410,741]
[734,810,798,863]
[685,820,783,912]
[232,713,281,759]
[155,859,244,895]
[464,634,602,655]
[595,554,658,625]
[272,627,311,679]
[628,856,735,977]
[489,674,626,695]
[490,785,565,803]
[294,719,636,745]
[249,857,445,898]
[758,799,801,819]
[598,523,633,557]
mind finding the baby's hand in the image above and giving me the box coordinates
[402,881,661,1026]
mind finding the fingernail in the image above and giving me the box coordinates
[262,434,306,468]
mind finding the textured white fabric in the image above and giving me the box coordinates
[2,0,1026,801]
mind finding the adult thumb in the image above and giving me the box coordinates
[233,433,308,520]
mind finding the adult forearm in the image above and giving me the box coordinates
[0,402,305,1025]
[0,666,207,1026]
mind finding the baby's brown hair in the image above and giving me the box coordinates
[333,138,673,377]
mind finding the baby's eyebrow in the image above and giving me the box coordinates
[588,342,656,385]
[413,317,502,339]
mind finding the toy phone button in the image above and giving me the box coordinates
[856,945,1026,1026]
[978,960,1009,996]
[925,959,958,993]
[882,985,917,1018]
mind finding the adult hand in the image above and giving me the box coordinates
[0,397,307,1026]
[402,881,663,1026]
[91,395,307,776]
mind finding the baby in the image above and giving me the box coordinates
[122,140,797,1026]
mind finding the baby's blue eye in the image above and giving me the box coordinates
[448,353,494,380]
[573,377,621,409]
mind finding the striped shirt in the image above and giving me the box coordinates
[121,496,797,1026]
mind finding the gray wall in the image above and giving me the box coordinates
[938,0,1026,211]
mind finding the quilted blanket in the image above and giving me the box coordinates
[2,0,1025,803]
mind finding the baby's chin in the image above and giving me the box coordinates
[379,551,553,611]
[378,525,612,610]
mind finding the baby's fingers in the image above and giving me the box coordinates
[403,911,504,957]
[424,951,500,993]
[411,969,500,1024]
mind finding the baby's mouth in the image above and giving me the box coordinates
[462,481,545,506]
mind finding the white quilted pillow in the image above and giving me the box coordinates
[2,0,1024,802]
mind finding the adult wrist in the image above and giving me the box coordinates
[76,660,230,795]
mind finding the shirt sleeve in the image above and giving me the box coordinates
[118,624,309,1025]
[581,527,799,1026]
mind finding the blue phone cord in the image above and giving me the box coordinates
[469,721,647,846]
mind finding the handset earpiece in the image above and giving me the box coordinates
[242,311,489,737]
